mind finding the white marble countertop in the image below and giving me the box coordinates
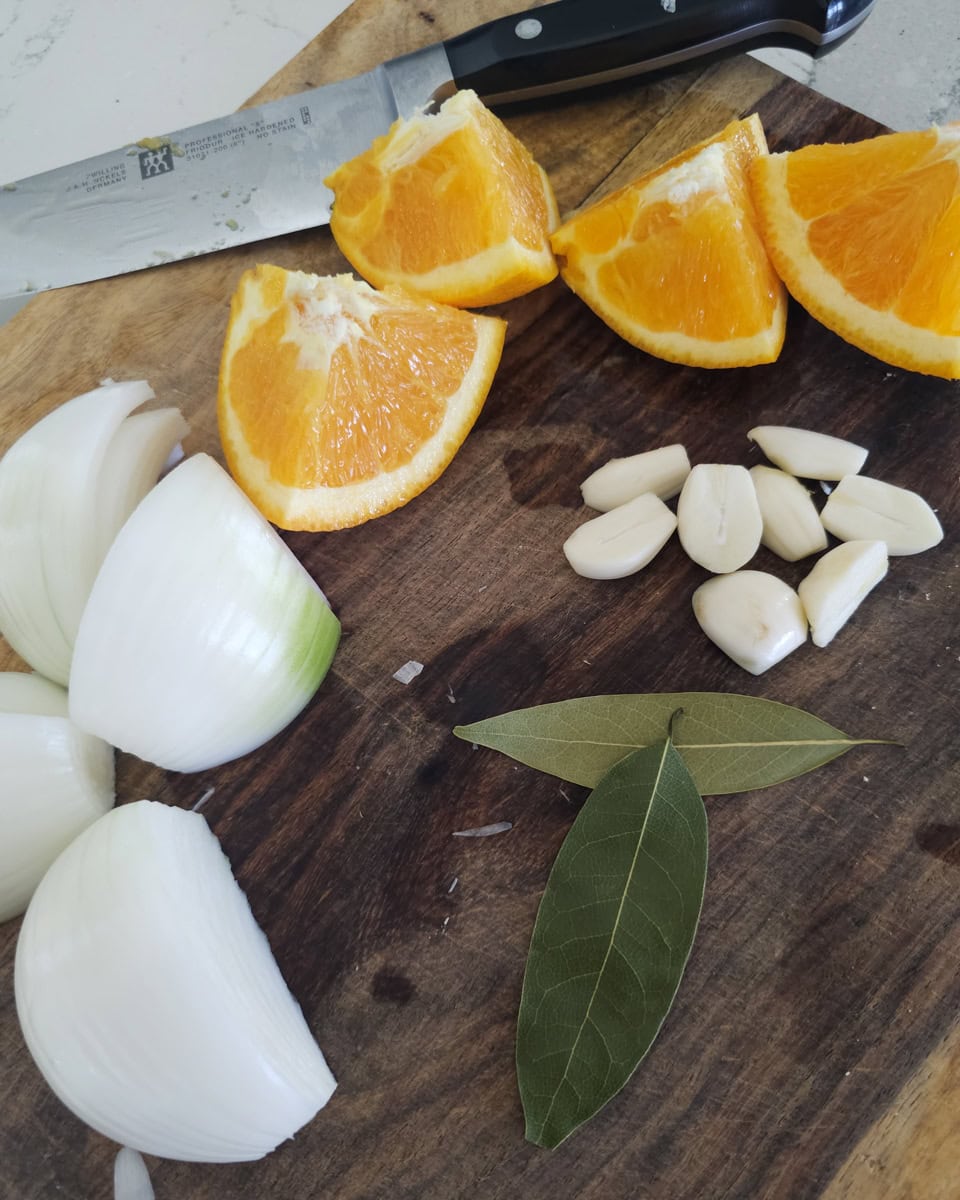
[0,0,350,183]
[5,0,957,328]
[1,1,958,189]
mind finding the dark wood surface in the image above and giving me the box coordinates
[1,3,959,1198]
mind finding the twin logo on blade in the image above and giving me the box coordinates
[138,145,175,179]
[135,106,311,181]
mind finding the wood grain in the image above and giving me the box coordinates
[823,1022,960,1200]
[1,2,959,1198]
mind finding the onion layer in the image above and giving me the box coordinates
[95,406,190,561]
[15,800,336,1162]
[0,380,188,684]
[69,453,340,772]
[0,672,114,922]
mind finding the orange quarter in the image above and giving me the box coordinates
[218,264,505,530]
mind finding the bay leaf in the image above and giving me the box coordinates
[454,693,891,795]
[517,738,707,1149]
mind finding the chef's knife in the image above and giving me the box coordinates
[0,0,875,304]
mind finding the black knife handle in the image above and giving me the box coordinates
[443,0,875,104]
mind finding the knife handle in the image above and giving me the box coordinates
[443,0,875,104]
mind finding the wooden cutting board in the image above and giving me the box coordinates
[1,3,958,1197]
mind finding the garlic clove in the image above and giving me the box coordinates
[677,464,762,574]
[580,444,691,511]
[798,539,889,647]
[820,474,944,555]
[692,570,807,675]
[15,800,336,1163]
[0,672,115,923]
[748,425,868,480]
[563,493,677,579]
[749,465,828,562]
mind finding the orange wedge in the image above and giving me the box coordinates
[750,122,960,378]
[550,114,786,368]
[217,264,505,530]
[324,88,559,307]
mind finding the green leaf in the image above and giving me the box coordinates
[517,738,707,1149]
[454,693,891,795]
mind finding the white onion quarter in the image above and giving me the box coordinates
[69,453,341,772]
[0,672,114,922]
[0,380,188,685]
[15,800,336,1162]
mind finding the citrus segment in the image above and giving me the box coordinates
[549,115,786,368]
[782,128,940,219]
[325,89,559,307]
[750,123,960,377]
[218,265,505,530]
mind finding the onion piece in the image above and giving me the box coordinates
[95,406,191,561]
[0,380,188,684]
[452,821,513,838]
[114,1148,154,1200]
[0,670,70,716]
[69,453,341,772]
[15,800,336,1162]
[0,672,114,923]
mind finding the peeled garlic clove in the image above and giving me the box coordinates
[15,800,336,1162]
[692,570,807,675]
[563,493,677,579]
[749,465,828,562]
[69,453,340,772]
[677,464,762,574]
[0,672,115,923]
[748,425,868,481]
[820,474,943,555]
[799,539,888,647]
[580,444,691,511]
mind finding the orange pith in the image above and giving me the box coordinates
[549,115,786,368]
[218,264,506,530]
[325,89,559,307]
[749,123,960,377]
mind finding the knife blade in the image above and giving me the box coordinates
[0,0,875,302]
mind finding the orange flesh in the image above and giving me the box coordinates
[749,121,960,377]
[227,295,479,489]
[590,197,780,338]
[325,90,557,303]
[778,127,960,331]
[895,195,960,333]
[806,159,959,311]
[785,129,940,219]
[550,116,784,356]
